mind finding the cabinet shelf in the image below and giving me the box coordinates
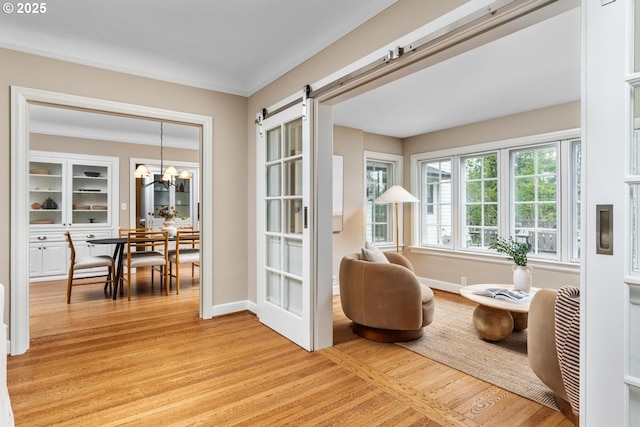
[29,151,118,280]
[29,152,115,228]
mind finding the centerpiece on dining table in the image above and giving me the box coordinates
[150,205,181,236]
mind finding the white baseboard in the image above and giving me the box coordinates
[247,301,258,315]
[208,278,454,321]
[211,300,251,317]
[417,277,462,294]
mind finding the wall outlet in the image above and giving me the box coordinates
[461,276,467,286]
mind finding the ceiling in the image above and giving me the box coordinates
[0,0,395,96]
[4,1,581,143]
[332,6,581,138]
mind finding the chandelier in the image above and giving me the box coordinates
[133,122,192,188]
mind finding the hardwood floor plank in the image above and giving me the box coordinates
[7,274,575,426]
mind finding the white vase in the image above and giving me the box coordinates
[162,219,177,237]
[512,265,533,293]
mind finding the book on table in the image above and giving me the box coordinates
[472,287,532,303]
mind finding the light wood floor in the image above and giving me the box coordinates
[7,270,575,426]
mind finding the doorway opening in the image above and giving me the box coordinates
[11,87,214,355]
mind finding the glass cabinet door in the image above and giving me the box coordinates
[29,159,64,226]
[71,162,110,226]
[174,178,191,219]
[147,173,195,226]
[153,174,171,213]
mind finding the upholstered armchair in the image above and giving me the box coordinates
[339,251,435,342]
[528,286,580,425]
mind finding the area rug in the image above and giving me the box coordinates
[396,297,557,410]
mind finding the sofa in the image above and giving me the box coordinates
[528,286,580,424]
[339,251,435,342]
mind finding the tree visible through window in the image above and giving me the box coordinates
[462,153,498,248]
[512,144,558,257]
[413,136,579,264]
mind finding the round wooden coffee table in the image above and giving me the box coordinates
[459,284,539,342]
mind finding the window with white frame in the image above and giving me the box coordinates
[413,134,581,264]
[512,144,558,259]
[418,158,452,247]
[365,153,402,245]
[461,153,498,249]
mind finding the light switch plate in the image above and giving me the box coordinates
[121,203,127,210]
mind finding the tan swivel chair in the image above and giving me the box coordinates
[339,252,435,342]
[64,232,116,304]
[122,230,169,300]
[167,229,200,294]
[528,286,580,425]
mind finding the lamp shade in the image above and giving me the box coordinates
[178,170,193,179]
[375,185,419,204]
[134,164,151,178]
[163,165,179,177]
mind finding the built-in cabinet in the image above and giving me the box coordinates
[29,236,67,277]
[29,151,119,281]
[142,170,198,229]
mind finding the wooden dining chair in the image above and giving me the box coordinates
[167,229,200,294]
[64,232,116,304]
[120,226,166,287]
[122,230,169,300]
[118,227,151,238]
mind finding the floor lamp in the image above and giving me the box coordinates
[375,185,420,253]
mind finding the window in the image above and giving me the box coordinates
[512,144,558,259]
[461,153,498,249]
[413,133,581,264]
[419,158,452,247]
[365,152,402,245]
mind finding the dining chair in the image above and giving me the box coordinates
[122,230,169,300]
[167,229,200,294]
[64,231,116,304]
[120,227,166,287]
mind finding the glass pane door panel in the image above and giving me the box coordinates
[266,200,281,232]
[630,286,640,379]
[632,185,640,274]
[633,86,640,175]
[284,118,303,157]
[267,128,281,162]
[267,164,281,197]
[266,236,281,269]
[630,385,640,426]
[266,271,281,307]
[284,159,302,196]
[284,199,303,234]
[284,238,302,276]
[635,0,640,72]
[284,277,303,317]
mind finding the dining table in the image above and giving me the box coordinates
[87,236,176,299]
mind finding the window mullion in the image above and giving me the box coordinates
[500,148,510,241]
[560,139,571,262]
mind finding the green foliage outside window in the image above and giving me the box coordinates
[464,154,498,246]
